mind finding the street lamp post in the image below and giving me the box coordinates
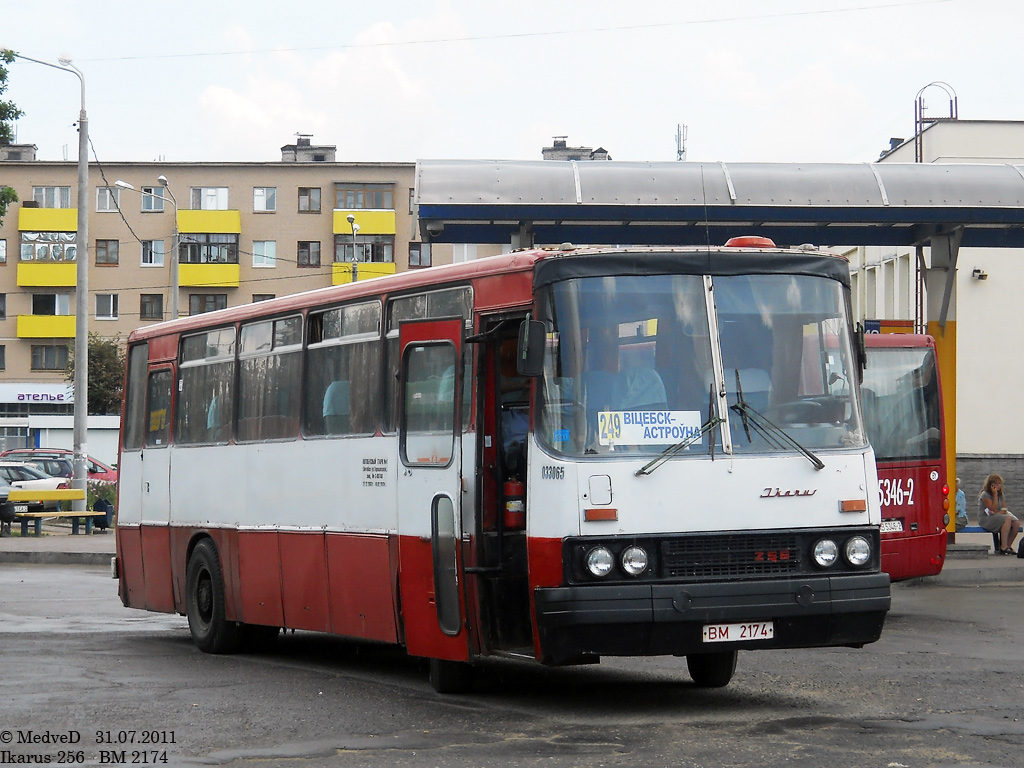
[9,51,89,512]
[158,176,179,319]
[114,178,178,319]
[347,213,360,281]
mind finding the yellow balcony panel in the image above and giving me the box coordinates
[333,209,395,236]
[178,263,240,288]
[177,210,242,234]
[19,207,78,232]
[331,262,396,285]
[355,262,397,281]
[332,263,356,285]
[17,314,76,339]
[18,262,77,287]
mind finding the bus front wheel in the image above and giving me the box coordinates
[186,539,242,654]
[686,650,738,688]
[429,658,473,694]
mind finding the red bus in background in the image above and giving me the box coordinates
[862,334,949,581]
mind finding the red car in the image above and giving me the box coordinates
[0,449,118,483]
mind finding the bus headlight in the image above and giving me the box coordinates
[620,546,649,576]
[586,546,615,577]
[844,536,872,567]
[813,539,839,567]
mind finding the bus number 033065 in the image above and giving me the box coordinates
[878,477,915,508]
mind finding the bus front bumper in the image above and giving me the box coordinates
[533,573,890,665]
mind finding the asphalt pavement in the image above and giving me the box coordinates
[1,523,1023,585]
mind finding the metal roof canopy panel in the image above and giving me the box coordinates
[415,160,1024,247]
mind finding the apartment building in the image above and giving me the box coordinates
[0,136,447,450]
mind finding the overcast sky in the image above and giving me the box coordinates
[2,1,1021,166]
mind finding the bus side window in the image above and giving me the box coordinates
[146,370,173,448]
[123,343,149,451]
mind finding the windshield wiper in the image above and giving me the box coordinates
[729,400,825,471]
[635,415,724,476]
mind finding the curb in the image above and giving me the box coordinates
[0,551,113,566]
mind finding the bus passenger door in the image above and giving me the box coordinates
[396,318,469,662]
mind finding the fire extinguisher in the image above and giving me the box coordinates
[504,477,526,530]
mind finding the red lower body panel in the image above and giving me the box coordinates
[118,525,400,644]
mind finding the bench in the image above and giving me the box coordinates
[6,489,95,536]
[961,525,1015,553]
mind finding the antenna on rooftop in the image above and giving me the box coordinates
[676,123,688,161]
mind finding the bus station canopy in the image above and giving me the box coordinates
[415,159,1024,248]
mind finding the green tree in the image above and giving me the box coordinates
[0,49,24,225]
[67,334,127,416]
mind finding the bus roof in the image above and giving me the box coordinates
[127,243,850,344]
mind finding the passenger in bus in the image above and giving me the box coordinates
[978,473,1020,554]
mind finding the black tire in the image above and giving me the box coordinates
[686,650,738,688]
[185,539,242,654]
[428,658,474,694]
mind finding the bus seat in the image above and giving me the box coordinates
[613,367,668,410]
[323,380,351,433]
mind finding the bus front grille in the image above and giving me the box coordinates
[661,534,803,580]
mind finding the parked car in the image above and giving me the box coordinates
[0,449,117,483]
[0,461,71,510]
[22,456,74,479]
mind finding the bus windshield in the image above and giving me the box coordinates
[861,346,941,461]
[535,272,865,458]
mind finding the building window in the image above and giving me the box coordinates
[20,232,76,262]
[33,186,72,208]
[179,233,239,264]
[141,186,165,212]
[408,188,415,214]
[140,294,164,320]
[335,183,394,209]
[190,187,229,210]
[252,294,275,303]
[297,241,321,267]
[254,187,277,212]
[253,241,276,268]
[0,294,5,320]
[189,294,228,315]
[0,239,6,263]
[334,235,394,263]
[96,294,119,320]
[141,240,165,266]
[96,186,120,212]
[95,240,120,265]
[0,345,5,371]
[298,187,321,212]
[409,242,431,268]
[31,344,69,371]
[32,293,71,316]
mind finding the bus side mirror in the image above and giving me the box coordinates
[855,322,866,383]
[517,319,545,377]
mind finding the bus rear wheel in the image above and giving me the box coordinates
[429,658,474,694]
[686,650,737,688]
[186,539,242,654]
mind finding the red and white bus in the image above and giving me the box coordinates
[862,333,948,581]
[114,240,890,692]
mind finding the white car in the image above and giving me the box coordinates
[0,461,70,510]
